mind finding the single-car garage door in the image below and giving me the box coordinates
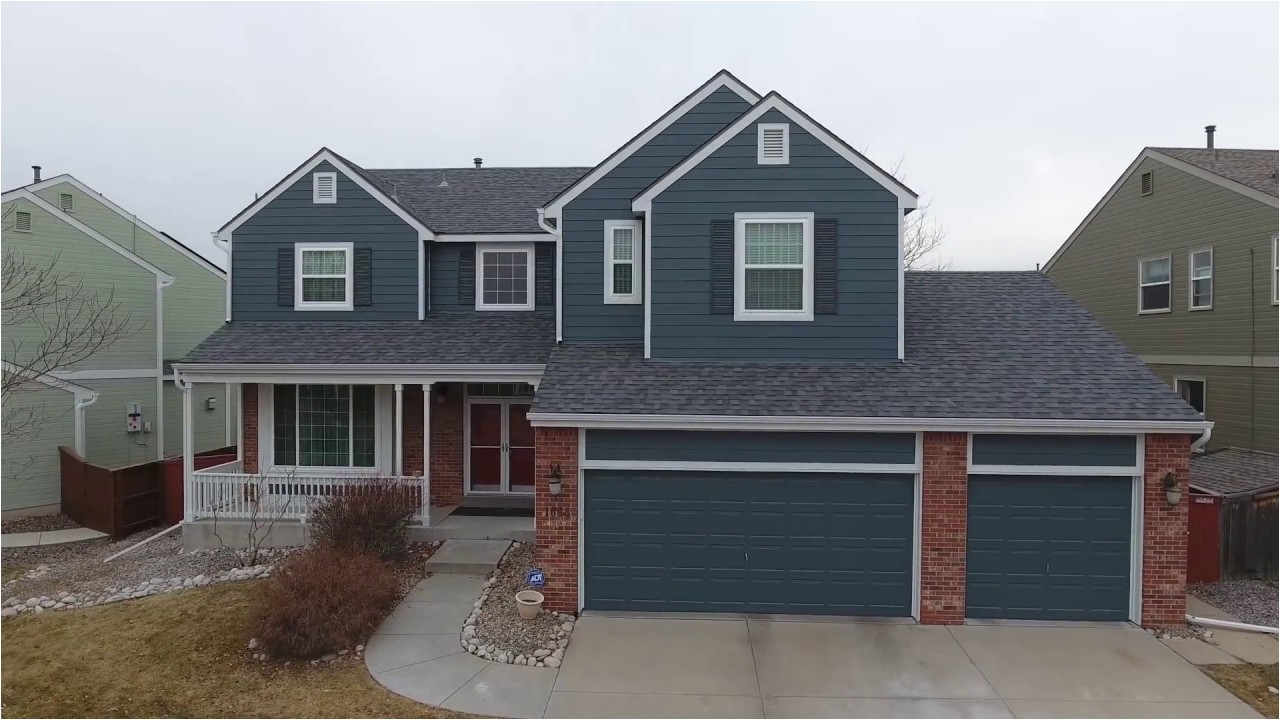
[583,470,914,616]
[967,475,1133,621]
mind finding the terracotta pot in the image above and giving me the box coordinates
[515,590,544,620]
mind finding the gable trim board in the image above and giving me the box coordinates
[0,361,98,456]
[1044,148,1280,273]
[539,70,762,220]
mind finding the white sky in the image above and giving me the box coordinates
[3,2,1277,270]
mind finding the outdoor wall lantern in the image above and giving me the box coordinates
[1162,471,1182,506]
[434,384,449,406]
[548,464,563,496]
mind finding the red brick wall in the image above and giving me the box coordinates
[534,426,579,613]
[241,384,258,473]
[429,383,463,507]
[402,385,424,477]
[1142,433,1193,628]
[919,431,968,625]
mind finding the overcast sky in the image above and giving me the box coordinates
[3,2,1276,270]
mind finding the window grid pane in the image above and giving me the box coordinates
[302,277,346,303]
[746,268,804,311]
[612,230,634,261]
[273,385,297,466]
[297,384,350,467]
[745,222,804,266]
[481,251,529,306]
[352,385,375,467]
[302,250,347,276]
[1141,258,1170,284]
[613,264,634,295]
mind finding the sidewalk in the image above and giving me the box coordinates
[1,527,107,548]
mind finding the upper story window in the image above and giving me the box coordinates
[476,245,534,311]
[757,123,790,165]
[59,193,73,213]
[734,212,813,321]
[604,219,641,304]
[273,384,375,468]
[312,172,337,204]
[1189,248,1213,310]
[1140,170,1154,196]
[14,211,32,232]
[1138,256,1171,314]
[1272,235,1278,305]
[295,243,353,311]
[1175,378,1206,414]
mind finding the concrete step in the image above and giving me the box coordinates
[410,514,534,544]
[424,539,510,575]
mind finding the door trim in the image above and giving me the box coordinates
[464,397,534,496]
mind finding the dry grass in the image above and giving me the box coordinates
[2,564,28,583]
[1201,663,1279,718]
[1,581,473,718]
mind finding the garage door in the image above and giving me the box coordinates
[584,470,914,616]
[967,475,1132,621]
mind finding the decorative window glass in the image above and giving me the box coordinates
[273,384,375,468]
[465,383,536,398]
[1139,256,1171,313]
[476,245,534,310]
[604,220,641,304]
[1189,249,1213,310]
[296,243,352,310]
[735,213,814,321]
[14,211,32,232]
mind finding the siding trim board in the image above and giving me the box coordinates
[969,433,1139,468]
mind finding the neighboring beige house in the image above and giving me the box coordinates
[1045,136,1278,454]
[1,169,235,518]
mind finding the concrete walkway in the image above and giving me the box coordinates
[0,527,107,548]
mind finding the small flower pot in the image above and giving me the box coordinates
[515,590,544,620]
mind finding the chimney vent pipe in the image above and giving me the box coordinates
[31,165,41,183]
[1205,125,1216,149]
[473,158,483,169]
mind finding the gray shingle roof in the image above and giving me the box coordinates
[1190,448,1278,497]
[180,312,554,365]
[532,272,1206,422]
[1151,148,1279,197]
[367,167,590,234]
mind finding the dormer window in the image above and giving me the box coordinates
[734,212,813,321]
[312,172,337,204]
[295,242,353,310]
[604,219,641,304]
[757,123,790,165]
[476,245,535,311]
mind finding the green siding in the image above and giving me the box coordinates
[162,381,235,457]
[1148,363,1278,453]
[81,378,160,468]
[1,384,76,512]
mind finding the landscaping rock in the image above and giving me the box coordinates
[248,638,260,650]
[1190,580,1279,628]
[544,657,561,668]
[320,653,336,662]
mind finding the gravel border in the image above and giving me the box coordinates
[1190,580,1279,628]
[460,542,574,668]
[1,513,82,534]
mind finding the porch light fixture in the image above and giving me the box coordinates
[205,397,217,411]
[434,384,448,406]
[548,464,563,496]
[1162,471,1181,506]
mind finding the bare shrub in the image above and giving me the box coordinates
[309,477,417,561]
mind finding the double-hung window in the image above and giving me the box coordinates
[604,220,641,304]
[295,243,353,310]
[1138,256,1171,313]
[734,212,814,321]
[476,245,534,311]
[273,384,376,468]
[1189,248,1213,310]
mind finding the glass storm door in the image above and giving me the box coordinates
[466,400,535,495]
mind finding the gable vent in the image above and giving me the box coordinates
[60,193,73,213]
[312,172,337,204]
[757,123,790,165]
[1140,170,1153,196]
[15,211,32,232]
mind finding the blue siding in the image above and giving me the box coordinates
[584,430,916,464]
[231,161,420,321]
[561,87,753,341]
[971,434,1138,467]
[649,109,900,360]
[428,242,555,312]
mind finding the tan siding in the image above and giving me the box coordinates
[1149,363,1277,453]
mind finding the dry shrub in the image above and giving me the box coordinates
[251,546,399,658]
[309,477,417,561]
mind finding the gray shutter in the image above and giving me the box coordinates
[277,248,294,306]
[354,247,373,306]
[815,219,838,314]
[536,244,554,307]
[423,242,432,315]
[459,245,475,304]
[710,220,734,314]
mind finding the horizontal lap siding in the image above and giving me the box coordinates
[561,88,752,341]
[1147,363,1277,453]
[1,384,77,512]
[970,434,1138,466]
[650,109,899,360]
[584,429,916,464]
[231,162,418,321]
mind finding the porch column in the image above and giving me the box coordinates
[180,377,194,522]
[394,383,404,476]
[423,382,432,524]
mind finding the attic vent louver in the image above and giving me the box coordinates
[1140,170,1153,196]
[15,211,32,232]
[312,172,337,204]
[757,123,790,165]
[60,193,73,213]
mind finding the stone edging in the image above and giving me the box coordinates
[458,542,575,668]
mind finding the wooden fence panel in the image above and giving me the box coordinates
[1222,492,1278,581]
[57,447,163,541]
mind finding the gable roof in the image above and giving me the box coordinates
[1190,447,1278,497]
[368,167,589,234]
[539,70,761,218]
[1150,148,1278,197]
[632,91,918,211]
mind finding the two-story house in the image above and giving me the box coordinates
[176,71,1208,628]
[2,172,236,518]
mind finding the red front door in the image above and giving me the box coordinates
[466,400,534,495]
[507,403,534,493]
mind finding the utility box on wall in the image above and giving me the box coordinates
[126,402,143,433]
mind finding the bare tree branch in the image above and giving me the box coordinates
[876,154,953,271]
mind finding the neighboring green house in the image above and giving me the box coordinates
[1045,140,1278,454]
[2,170,235,518]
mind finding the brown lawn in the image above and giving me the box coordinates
[1201,663,1279,718]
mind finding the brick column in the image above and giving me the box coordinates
[401,385,424,477]
[919,431,968,625]
[1142,433,1193,628]
[534,426,579,613]
[429,383,463,506]
[241,384,259,473]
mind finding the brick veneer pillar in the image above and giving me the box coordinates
[919,431,968,625]
[1142,433,1193,628]
[534,426,579,613]
[401,385,424,477]
[429,383,464,507]
[241,384,258,473]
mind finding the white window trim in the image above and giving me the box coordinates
[294,242,354,311]
[1138,255,1172,314]
[1188,247,1213,311]
[603,219,642,304]
[312,171,337,204]
[734,211,814,322]
[1174,376,1207,416]
[757,123,790,165]
[260,383,393,475]
[475,243,536,311]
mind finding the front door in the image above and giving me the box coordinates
[466,400,534,495]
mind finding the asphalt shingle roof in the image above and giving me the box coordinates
[1190,448,1279,497]
[366,167,590,234]
[1151,148,1279,197]
[181,312,554,365]
[532,272,1207,422]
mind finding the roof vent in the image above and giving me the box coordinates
[473,158,483,169]
[1205,125,1216,149]
[31,165,41,183]
[438,172,449,188]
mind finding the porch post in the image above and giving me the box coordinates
[394,383,404,476]
[422,382,432,525]
[180,376,194,522]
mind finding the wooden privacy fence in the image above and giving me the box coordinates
[1221,492,1278,581]
[59,447,163,541]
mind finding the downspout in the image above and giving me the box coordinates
[211,231,230,323]
[155,276,175,461]
[1192,425,1213,453]
[1248,247,1256,449]
[536,209,562,344]
[73,391,99,456]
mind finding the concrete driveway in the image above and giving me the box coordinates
[545,615,1260,718]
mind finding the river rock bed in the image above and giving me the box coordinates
[461,542,573,668]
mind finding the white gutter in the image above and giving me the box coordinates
[73,390,99,456]
[211,231,231,322]
[1191,425,1213,452]
[536,208,562,344]
[1186,614,1279,635]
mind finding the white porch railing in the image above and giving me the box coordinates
[187,462,431,526]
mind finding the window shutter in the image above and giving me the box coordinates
[536,244,554,307]
[710,219,734,314]
[423,242,432,315]
[458,246,475,304]
[354,247,373,306]
[815,218,838,314]
[277,247,294,306]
